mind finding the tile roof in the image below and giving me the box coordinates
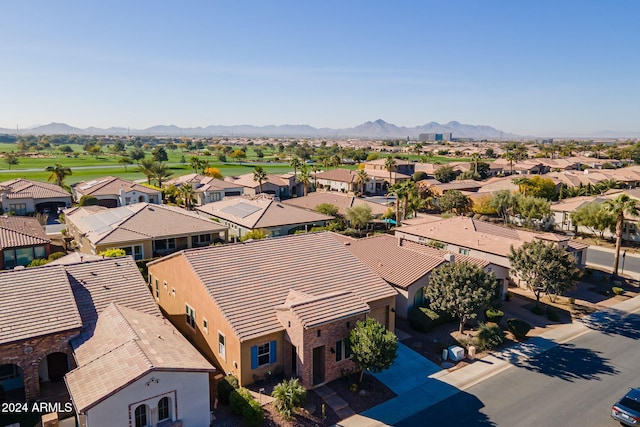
[0,265,82,344]
[74,176,160,196]
[196,196,333,229]
[156,232,396,342]
[66,303,214,412]
[399,239,491,269]
[0,216,50,249]
[397,216,569,259]
[224,173,292,189]
[65,203,227,245]
[282,192,389,217]
[279,290,370,328]
[329,234,444,288]
[167,174,244,192]
[365,158,414,166]
[65,256,161,327]
[0,178,71,199]
[315,168,358,183]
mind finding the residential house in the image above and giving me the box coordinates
[73,176,161,208]
[330,234,493,316]
[65,202,228,259]
[282,192,389,217]
[314,168,386,195]
[65,303,215,427]
[166,173,245,205]
[147,232,397,388]
[196,195,333,239]
[427,180,483,197]
[0,257,160,401]
[0,216,50,269]
[0,178,72,215]
[224,173,301,198]
[364,158,415,177]
[395,216,588,291]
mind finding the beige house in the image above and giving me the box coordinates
[395,216,588,294]
[0,216,51,269]
[196,195,332,239]
[0,257,160,402]
[166,173,245,205]
[282,191,389,217]
[0,178,72,215]
[224,173,302,198]
[147,232,397,388]
[73,176,161,207]
[65,202,228,260]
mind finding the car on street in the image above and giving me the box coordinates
[612,388,640,426]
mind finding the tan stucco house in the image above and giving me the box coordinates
[147,232,397,388]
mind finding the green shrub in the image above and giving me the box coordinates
[272,378,306,420]
[78,195,99,206]
[546,307,560,322]
[217,375,239,405]
[485,309,504,323]
[242,399,264,427]
[48,252,66,261]
[507,318,532,339]
[408,307,453,333]
[27,258,49,268]
[531,305,544,315]
[476,323,505,351]
[99,248,127,258]
[612,287,624,296]
[229,387,253,415]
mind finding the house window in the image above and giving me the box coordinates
[218,332,225,359]
[192,234,212,247]
[119,245,143,261]
[9,203,26,215]
[154,238,176,252]
[158,397,170,421]
[459,248,470,255]
[134,404,147,427]
[203,319,208,334]
[0,364,19,380]
[185,304,196,329]
[155,280,159,298]
[335,339,352,362]
[251,340,276,369]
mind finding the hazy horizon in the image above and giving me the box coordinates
[1,1,639,136]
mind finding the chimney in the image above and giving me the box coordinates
[443,253,455,263]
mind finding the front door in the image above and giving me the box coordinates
[47,353,69,382]
[312,346,325,386]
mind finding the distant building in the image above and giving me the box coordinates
[418,133,452,142]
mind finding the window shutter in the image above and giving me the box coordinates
[269,340,277,364]
[251,345,258,369]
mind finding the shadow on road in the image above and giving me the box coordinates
[395,390,496,427]
[514,342,618,382]
[578,307,640,340]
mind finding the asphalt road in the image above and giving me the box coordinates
[587,246,640,277]
[396,310,640,426]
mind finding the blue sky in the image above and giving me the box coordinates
[1,0,638,136]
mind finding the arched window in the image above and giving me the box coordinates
[134,404,147,427]
[158,396,170,421]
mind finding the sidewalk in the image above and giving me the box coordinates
[338,294,640,427]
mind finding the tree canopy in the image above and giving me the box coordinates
[425,261,498,333]
[349,318,398,382]
[438,190,471,214]
[345,204,372,231]
[570,202,616,239]
[508,240,580,306]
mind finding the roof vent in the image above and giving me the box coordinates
[343,242,350,246]
[443,253,455,263]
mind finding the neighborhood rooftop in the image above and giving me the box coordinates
[150,231,396,342]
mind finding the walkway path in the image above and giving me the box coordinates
[316,385,355,420]
[338,294,640,427]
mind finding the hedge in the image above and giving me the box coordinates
[507,318,532,339]
[409,307,453,333]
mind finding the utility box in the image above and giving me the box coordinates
[468,346,476,360]
[448,345,465,362]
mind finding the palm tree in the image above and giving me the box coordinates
[190,156,204,174]
[384,157,397,187]
[179,184,196,209]
[311,164,320,189]
[139,159,156,185]
[45,163,72,189]
[504,151,517,175]
[604,194,639,275]
[388,180,415,223]
[355,169,369,195]
[296,165,312,196]
[253,166,267,194]
[329,154,341,169]
[470,153,481,175]
[289,157,301,176]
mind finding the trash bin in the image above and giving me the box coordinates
[468,345,476,360]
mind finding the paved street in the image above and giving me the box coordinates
[587,245,640,278]
[396,308,640,426]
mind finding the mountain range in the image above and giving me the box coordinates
[0,120,522,140]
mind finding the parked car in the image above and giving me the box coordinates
[612,388,640,426]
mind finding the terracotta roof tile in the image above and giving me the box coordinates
[66,304,214,412]
[161,232,396,342]
[0,178,71,199]
[74,176,160,196]
[282,192,389,217]
[279,290,370,328]
[0,216,50,249]
[0,265,82,344]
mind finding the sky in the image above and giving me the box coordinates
[1,0,639,137]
